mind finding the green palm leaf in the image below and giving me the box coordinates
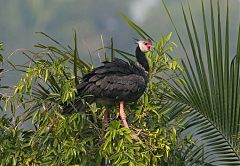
[162,0,240,164]
[120,13,155,42]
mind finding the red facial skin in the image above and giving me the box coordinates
[144,42,153,51]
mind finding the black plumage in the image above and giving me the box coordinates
[62,42,151,114]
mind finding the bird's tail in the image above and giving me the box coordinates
[61,97,93,114]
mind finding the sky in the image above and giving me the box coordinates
[130,0,161,23]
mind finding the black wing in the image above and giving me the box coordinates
[77,58,147,101]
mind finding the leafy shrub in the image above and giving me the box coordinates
[0,29,191,165]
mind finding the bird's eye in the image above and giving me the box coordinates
[144,43,148,46]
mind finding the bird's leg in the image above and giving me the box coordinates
[119,101,140,142]
[119,101,129,128]
[102,109,108,137]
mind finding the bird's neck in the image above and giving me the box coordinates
[135,46,149,72]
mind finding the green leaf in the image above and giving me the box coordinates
[120,13,154,42]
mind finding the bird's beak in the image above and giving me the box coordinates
[133,38,139,44]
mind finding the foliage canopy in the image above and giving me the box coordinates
[0,27,189,165]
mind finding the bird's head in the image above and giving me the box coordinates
[136,40,153,53]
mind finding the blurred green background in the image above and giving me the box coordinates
[0,0,239,85]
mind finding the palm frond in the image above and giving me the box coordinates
[162,0,240,164]
[120,13,155,42]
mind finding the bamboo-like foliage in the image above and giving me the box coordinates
[0,29,189,165]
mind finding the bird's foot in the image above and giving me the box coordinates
[130,133,141,142]
[119,101,141,142]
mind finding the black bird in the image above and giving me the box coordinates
[63,40,153,140]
